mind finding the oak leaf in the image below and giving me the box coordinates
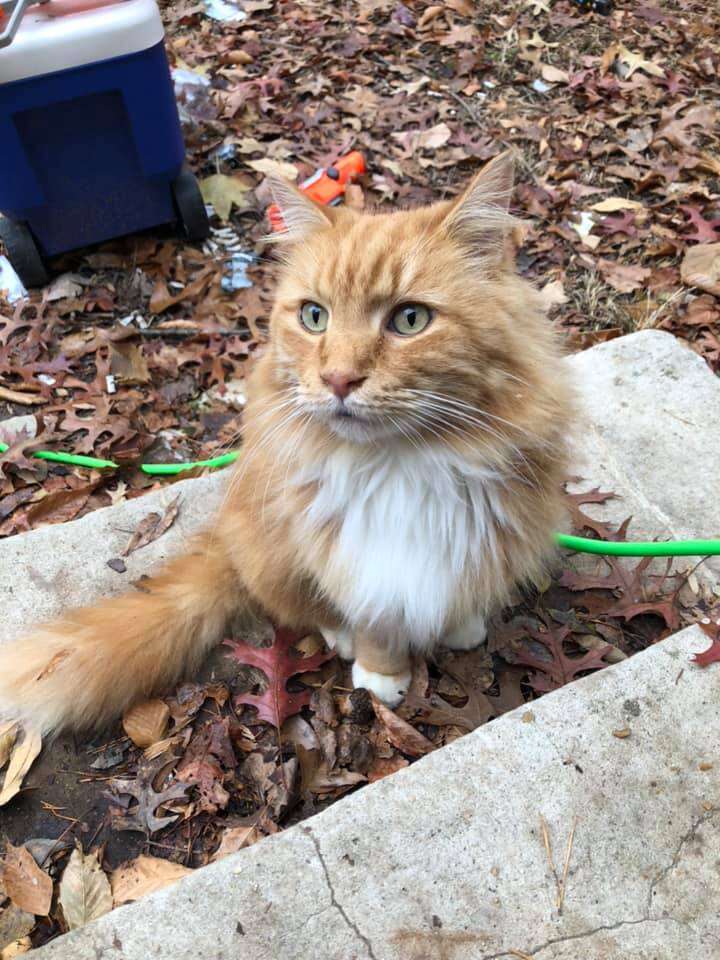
[226,627,335,727]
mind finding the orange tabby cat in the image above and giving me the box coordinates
[0,153,572,734]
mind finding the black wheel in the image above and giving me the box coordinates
[0,217,48,288]
[171,166,210,241]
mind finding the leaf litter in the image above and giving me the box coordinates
[2,0,720,949]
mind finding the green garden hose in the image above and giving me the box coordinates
[1,439,719,557]
[0,440,239,475]
[554,532,720,557]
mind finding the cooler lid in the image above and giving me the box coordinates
[0,0,164,84]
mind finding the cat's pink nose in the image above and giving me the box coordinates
[321,370,367,400]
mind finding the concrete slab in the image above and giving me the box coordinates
[33,624,720,960]
[0,472,227,643]
[565,329,720,588]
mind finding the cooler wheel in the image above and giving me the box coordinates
[0,217,48,289]
[172,167,210,241]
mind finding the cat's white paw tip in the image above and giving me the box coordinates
[352,662,412,707]
[321,629,354,660]
[444,619,488,652]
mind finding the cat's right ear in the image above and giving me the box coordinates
[440,151,518,260]
[267,177,335,242]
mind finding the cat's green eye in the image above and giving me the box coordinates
[388,303,432,337]
[300,301,329,334]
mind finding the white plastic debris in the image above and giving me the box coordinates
[204,0,247,22]
[222,251,256,292]
[0,255,27,303]
[172,67,213,126]
[106,374,117,395]
[532,78,551,93]
[572,210,596,240]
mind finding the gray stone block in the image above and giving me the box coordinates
[565,329,720,587]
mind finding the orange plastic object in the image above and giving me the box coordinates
[268,151,366,232]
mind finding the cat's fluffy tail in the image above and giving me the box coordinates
[0,534,244,736]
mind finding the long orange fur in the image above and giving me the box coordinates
[0,153,572,734]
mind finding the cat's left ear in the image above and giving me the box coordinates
[267,177,336,242]
[441,151,517,259]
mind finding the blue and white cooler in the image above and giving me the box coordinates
[0,0,209,287]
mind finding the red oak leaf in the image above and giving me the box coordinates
[691,621,720,668]
[504,617,613,693]
[226,627,335,727]
[680,205,720,244]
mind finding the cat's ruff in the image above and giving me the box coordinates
[297,442,509,647]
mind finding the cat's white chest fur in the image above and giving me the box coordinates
[295,444,509,645]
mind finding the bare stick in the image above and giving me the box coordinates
[557,816,578,913]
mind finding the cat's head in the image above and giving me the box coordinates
[266,153,537,445]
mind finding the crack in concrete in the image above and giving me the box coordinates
[304,827,378,960]
[482,916,690,960]
[475,807,717,960]
[646,806,718,915]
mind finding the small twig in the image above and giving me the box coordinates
[539,814,561,899]
[509,952,534,960]
[557,816,578,913]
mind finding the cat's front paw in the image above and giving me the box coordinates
[352,662,412,708]
[320,628,354,660]
[443,615,487,652]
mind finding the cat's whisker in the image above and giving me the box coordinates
[405,389,548,446]
[259,411,315,528]
[405,403,543,490]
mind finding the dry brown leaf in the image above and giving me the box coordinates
[0,723,17,771]
[370,695,435,758]
[211,825,263,861]
[122,700,170,748]
[246,157,298,180]
[604,43,665,79]
[58,847,113,931]
[0,728,42,807]
[367,755,410,783]
[0,389,45,407]
[417,4,443,29]
[1,937,32,959]
[591,198,645,213]
[109,342,151,385]
[122,496,181,557]
[538,279,567,312]
[110,855,192,906]
[199,174,252,221]
[0,903,34,952]
[25,482,99,528]
[598,259,651,294]
[540,64,569,84]
[681,244,720,297]
[1,844,53,917]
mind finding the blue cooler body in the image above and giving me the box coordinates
[0,0,207,283]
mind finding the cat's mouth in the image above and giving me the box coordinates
[320,400,391,441]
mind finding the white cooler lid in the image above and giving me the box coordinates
[0,0,164,84]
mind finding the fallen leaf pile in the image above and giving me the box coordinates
[2,0,720,950]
